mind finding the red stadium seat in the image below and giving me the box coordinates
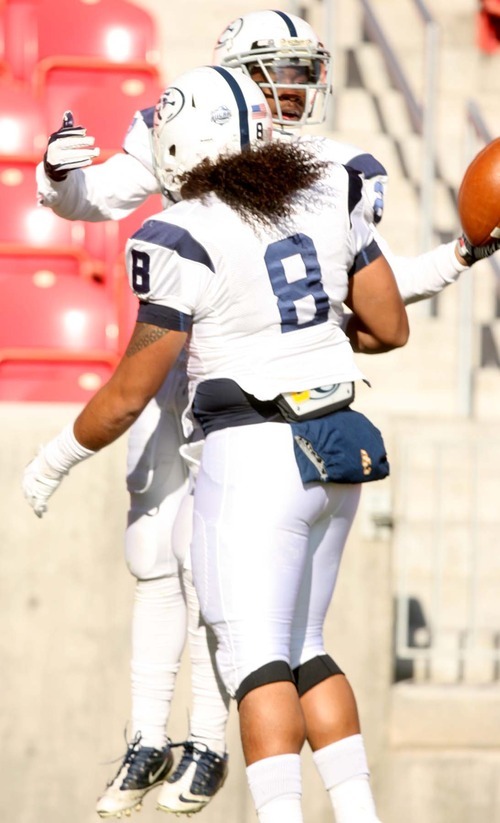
[2,0,159,81]
[0,155,106,278]
[33,58,163,158]
[0,78,48,156]
[35,0,159,66]
[0,3,9,78]
[1,0,37,81]
[0,354,117,401]
[0,270,120,401]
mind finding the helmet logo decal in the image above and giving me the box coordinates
[211,105,232,125]
[158,87,185,123]
[212,66,250,147]
[215,17,244,50]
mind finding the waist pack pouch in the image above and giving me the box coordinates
[290,407,390,484]
[275,382,355,422]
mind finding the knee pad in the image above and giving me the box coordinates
[293,654,344,697]
[235,660,296,707]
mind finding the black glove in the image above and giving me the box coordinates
[456,233,500,266]
[43,111,100,182]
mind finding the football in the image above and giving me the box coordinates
[457,137,500,246]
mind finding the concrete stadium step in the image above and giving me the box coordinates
[375,88,416,139]
[333,86,381,132]
[353,41,399,94]
[334,0,364,49]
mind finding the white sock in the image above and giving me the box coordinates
[328,775,380,822]
[246,753,303,823]
[184,569,230,756]
[130,576,186,749]
[313,735,380,822]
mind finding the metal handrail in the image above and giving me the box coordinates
[358,0,440,253]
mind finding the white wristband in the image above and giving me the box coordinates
[43,423,95,475]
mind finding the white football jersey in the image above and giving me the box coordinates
[125,144,381,414]
[38,105,465,305]
[123,108,388,221]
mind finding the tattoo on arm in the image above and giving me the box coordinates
[125,324,171,358]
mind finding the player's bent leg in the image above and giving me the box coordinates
[183,566,230,750]
[157,522,230,815]
[96,576,186,818]
[297,664,380,822]
[98,385,190,818]
[130,575,187,745]
[96,732,174,819]
[125,387,191,737]
[238,666,306,823]
[156,585,229,818]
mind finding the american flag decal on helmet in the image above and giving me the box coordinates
[251,104,267,119]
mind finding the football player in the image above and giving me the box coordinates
[33,9,500,819]
[24,64,408,823]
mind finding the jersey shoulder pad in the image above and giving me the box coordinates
[122,106,156,175]
[344,152,388,226]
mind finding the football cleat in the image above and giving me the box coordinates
[156,741,228,815]
[96,732,173,818]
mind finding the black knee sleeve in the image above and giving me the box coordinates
[293,654,344,697]
[235,660,296,707]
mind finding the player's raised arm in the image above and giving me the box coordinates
[37,108,161,221]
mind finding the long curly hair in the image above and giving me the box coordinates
[178,141,329,230]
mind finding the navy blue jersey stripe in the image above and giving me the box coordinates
[139,106,156,128]
[345,166,363,215]
[212,65,250,148]
[137,301,193,332]
[273,10,298,36]
[132,219,215,272]
[349,239,382,277]
[346,153,387,180]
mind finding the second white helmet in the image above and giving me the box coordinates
[153,65,273,195]
[213,10,332,128]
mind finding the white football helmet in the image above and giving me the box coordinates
[213,10,332,128]
[153,65,273,195]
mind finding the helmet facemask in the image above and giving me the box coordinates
[217,38,332,128]
[214,11,332,129]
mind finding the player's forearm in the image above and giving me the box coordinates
[345,314,409,353]
[36,162,105,220]
[36,154,160,222]
[387,240,467,305]
[73,382,148,452]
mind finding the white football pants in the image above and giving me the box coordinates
[191,421,361,697]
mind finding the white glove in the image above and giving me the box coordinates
[22,449,68,518]
[22,424,95,518]
[43,110,100,182]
